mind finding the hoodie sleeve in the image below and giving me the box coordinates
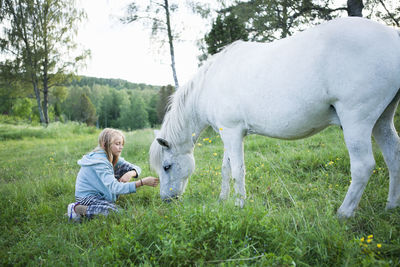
[95,161,136,195]
[115,157,142,179]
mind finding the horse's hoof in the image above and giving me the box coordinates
[385,202,399,210]
[336,208,354,219]
[219,194,228,202]
[235,198,245,208]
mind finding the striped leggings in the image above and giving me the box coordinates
[75,195,119,218]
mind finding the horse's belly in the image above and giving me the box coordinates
[209,97,339,140]
[245,102,338,139]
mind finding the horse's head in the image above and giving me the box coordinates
[150,137,195,201]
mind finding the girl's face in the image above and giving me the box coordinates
[111,135,124,157]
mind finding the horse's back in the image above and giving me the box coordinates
[197,17,400,139]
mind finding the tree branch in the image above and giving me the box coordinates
[378,0,400,27]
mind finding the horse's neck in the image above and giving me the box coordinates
[177,115,206,152]
[164,99,207,152]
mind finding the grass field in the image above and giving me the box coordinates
[1,122,399,266]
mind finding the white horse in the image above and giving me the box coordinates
[150,17,400,218]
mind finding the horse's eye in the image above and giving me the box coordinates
[163,164,172,172]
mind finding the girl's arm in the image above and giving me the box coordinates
[119,170,137,183]
[114,157,142,180]
[96,163,137,195]
[134,177,159,188]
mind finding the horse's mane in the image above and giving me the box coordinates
[149,78,198,172]
[149,41,243,172]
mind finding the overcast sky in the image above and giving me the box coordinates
[76,0,211,86]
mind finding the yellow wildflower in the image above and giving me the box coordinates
[213,153,217,156]
[368,234,373,239]
[377,244,382,248]
[360,237,365,242]
[219,128,223,131]
[192,133,196,136]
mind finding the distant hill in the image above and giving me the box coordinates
[69,76,160,91]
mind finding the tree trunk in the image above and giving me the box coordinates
[347,0,363,17]
[280,1,289,38]
[41,2,50,124]
[42,41,49,124]
[32,80,46,123]
[164,0,179,90]
[43,78,49,124]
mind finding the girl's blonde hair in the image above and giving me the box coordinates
[94,128,125,166]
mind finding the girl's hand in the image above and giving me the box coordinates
[119,170,137,183]
[142,177,159,187]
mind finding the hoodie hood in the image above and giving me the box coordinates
[77,150,111,167]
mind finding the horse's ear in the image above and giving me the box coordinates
[157,138,170,149]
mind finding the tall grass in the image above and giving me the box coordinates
[0,123,399,266]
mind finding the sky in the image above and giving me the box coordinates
[76,0,211,86]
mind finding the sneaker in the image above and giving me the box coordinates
[67,202,81,222]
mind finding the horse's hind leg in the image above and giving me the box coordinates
[220,127,246,207]
[373,92,400,210]
[337,118,376,218]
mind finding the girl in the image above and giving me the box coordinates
[68,128,159,222]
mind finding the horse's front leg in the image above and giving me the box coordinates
[220,128,246,207]
[219,152,231,201]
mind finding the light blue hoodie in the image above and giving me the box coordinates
[75,149,141,202]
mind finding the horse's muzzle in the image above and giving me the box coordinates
[162,195,180,202]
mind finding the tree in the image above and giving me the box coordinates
[131,96,149,130]
[77,93,96,126]
[11,97,34,120]
[0,76,31,114]
[49,85,67,121]
[156,84,174,123]
[364,0,400,27]
[0,0,89,124]
[147,93,159,127]
[121,0,180,89]
[97,89,125,128]
[202,0,400,58]
[119,95,149,130]
[214,0,347,43]
[205,13,248,55]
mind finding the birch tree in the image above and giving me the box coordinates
[122,0,180,90]
[0,0,89,124]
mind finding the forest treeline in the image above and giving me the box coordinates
[0,76,174,130]
[63,76,174,130]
